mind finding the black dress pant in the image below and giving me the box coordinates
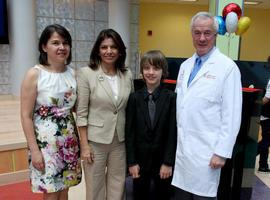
[133,172,173,200]
[173,187,216,200]
[258,119,270,168]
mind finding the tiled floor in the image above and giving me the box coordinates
[250,156,270,200]
[251,177,270,200]
[254,156,270,188]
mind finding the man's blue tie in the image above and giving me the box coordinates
[187,57,202,87]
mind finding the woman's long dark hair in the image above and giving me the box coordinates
[88,29,127,72]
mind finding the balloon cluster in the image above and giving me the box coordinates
[215,3,251,36]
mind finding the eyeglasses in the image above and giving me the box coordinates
[192,31,216,39]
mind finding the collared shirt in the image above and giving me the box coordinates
[195,46,216,68]
[143,85,162,130]
[143,85,162,102]
[105,74,118,100]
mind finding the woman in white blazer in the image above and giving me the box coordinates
[172,12,242,199]
[76,29,133,200]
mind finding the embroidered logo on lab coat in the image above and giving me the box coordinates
[203,74,216,80]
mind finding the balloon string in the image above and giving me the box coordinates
[228,33,230,57]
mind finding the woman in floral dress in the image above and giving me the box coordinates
[21,24,81,200]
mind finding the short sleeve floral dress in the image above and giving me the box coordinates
[29,65,81,193]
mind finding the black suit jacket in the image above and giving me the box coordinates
[125,85,177,174]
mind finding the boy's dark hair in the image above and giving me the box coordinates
[38,24,72,65]
[140,50,169,80]
[88,28,127,72]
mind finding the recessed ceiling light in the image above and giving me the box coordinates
[244,1,262,5]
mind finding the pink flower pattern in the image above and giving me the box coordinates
[31,89,81,193]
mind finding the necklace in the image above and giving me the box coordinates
[104,71,116,76]
[101,65,116,76]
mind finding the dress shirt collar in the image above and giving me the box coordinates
[195,46,216,64]
[143,84,162,101]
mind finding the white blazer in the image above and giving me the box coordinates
[76,66,133,144]
[172,48,242,197]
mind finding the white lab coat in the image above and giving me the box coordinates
[172,48,242,197]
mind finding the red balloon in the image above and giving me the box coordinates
[222,3,242,19]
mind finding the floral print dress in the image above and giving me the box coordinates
[30,65,81,193]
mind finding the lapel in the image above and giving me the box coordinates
[188,61,210,87]
[187,49,217,88]
[116,70,124,108]
[152,88,167,129]
[182,55,196,93]
[138,89,152,129]
[140,86,168,130]
[97,67,118,108]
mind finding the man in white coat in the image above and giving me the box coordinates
[172,12,242,199]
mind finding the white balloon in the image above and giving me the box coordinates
[225,12,238,33]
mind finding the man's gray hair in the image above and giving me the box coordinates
[190,12,219,33]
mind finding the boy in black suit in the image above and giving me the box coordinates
[125,50,177,200]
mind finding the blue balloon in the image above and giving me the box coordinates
[215,16,226,35]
